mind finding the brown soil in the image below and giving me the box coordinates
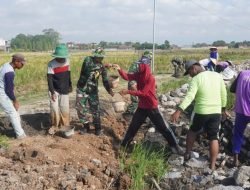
[0,74,176,189]
[0,91,150,190]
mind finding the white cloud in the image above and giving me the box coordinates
[0,0,250,45]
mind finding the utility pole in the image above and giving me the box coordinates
[152,0,156,73]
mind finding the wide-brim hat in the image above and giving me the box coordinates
[52,44,69,58]
[209,46,218,50]
[184,60,200,75]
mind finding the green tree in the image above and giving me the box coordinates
[132,42,141,50]
[164,40,170,49]
[99,41,107,48]
[11,29,61,51]
[42,28,61,49]
[212,40,227,47]
[11,34,32,50]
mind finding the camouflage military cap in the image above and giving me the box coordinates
[143,51,153,59]
[92,47,105,58]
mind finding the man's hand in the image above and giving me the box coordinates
[109,89,115,97]
[104,63,113,68]
[171,110,181,124]
[112,64,121,70]
[51,93,57,102]
[119,89,128,96]
[222,110,230,121]
[13,100,20,111]
[130,84,137,91]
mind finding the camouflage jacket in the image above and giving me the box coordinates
[128,61,139,74]
[77,56,111,94]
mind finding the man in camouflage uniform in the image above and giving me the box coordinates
[125,51,152,115]
[76,47,114,136]
[172,57,185,78]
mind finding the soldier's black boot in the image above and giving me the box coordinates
[95,124,103,136]
[80,122,90,135]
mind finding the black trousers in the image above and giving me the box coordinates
[121,108,177,147]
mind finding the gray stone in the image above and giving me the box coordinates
[191,175,203,183]
[164,171,182,179]
[165,108,175,115]
[91,158,101,166]
[23,165,31,173]
[227,167,237,177]
[160,94,168,102]
[173,97,181,104]
[162,101,176,107]
[208,185,244,190]
[185,158,208,168]
[190,151,199,159]
[234,166,250,188]
[244,124,250,138]
[168,155,184,166]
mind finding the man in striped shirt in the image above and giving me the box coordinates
[47,44,72,134]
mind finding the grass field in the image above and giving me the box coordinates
[0,48,249,102]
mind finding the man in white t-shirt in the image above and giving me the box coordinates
[0,54,26,139]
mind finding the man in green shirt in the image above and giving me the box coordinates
[171,60,227,170]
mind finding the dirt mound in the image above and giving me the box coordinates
[0,95,135,189]
[0,115,130,189]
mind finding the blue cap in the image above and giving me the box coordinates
[184,60,199,75]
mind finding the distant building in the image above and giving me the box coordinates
[0,38,10,52]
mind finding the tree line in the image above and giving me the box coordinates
[11,29,60,51]
[193,40,250,48]
[10,28,250,51]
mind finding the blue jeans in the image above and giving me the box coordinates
[0,92,25,137]
[232,113,250,154]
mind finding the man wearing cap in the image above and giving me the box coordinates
[208,46,219,71]
[47,44,72,135]
[0,54,26,139]
[171,60,227,170]
[172,57,185,78]
[76,47,114,136]
[124,51,152,115]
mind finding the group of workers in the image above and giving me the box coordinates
[0,44,249,170]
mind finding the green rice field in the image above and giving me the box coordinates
[0,48,249,102]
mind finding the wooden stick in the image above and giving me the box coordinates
[151,177,162,190]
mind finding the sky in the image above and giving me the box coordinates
[1,0,250,46]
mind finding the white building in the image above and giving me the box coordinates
[0,38,6,46]
[0,38,10,52]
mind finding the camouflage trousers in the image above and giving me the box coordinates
[76,89,101,128]
[125,95,138,114]
[125,81,138,114]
